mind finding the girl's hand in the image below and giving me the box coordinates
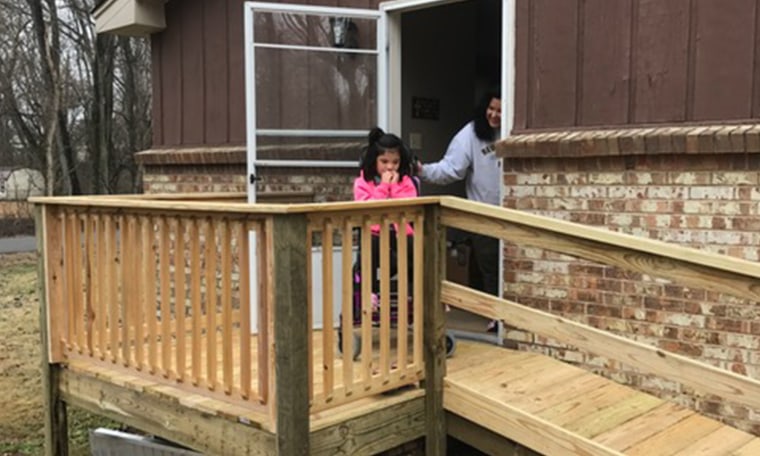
[381,170,399,184]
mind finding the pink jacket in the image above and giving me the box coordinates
[353,172,417,235]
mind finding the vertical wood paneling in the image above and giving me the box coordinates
[513,0,530,131]
[632,0,690,123]
[530,0,579,128]
[181,0,205,144]
[692,0,756,121]
[228,0,247,143]
[151,38,163,146]
[161,0,183,145]
[579,0,632,126]
[753,3,760,118]
[204,0,230,145]
[154,0,760,144]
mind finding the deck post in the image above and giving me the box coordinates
[271,213,310,455]
[423,204,447,455]
[36,205,69,455]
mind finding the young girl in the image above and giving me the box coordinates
[353,127,417,306]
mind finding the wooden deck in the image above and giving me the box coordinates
[60,326,427,455]
[61,328,760,455]
[446,341,760,456]
[33,195,760,455]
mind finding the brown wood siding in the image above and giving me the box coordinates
[528,0,579,128]
[151,0,380,148]
[204,0,229,144]
[692,0,756,121]
[515,0,760,131]
[181,0,205,145]
[228,0,247,143]
[579,0,631,126]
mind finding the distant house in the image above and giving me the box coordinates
[92,0,760,435]
[0,167,44,201]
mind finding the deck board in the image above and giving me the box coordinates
[446,340,760,455]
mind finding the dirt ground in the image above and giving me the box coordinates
[0,252,116,455]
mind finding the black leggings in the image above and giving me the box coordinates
[357,233,415,294]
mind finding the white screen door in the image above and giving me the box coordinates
[244,2,386,203]
[243,2,386,329]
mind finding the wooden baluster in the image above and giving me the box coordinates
[379,216,391,382]
[414,213,425,369]
[306,225,313,402]
[84,214,95,356]
[238,220,251,400]
[175,218,187,382]
[397,214,409,371]
[159,216,172,378]
[205,219,218,390]
[106,215,118,364]
[322,219,334,398]
[189,218,202,385]
[96,213,107,360]
[360,217,373,383]
[341,220,354,396]
[145,216,158,374]
[221,220,233,394]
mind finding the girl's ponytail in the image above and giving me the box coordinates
[368,127,385,146]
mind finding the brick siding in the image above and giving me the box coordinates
[136,147,355,202]
[497,124,760,434]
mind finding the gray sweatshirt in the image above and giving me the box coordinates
[419,121,501,206]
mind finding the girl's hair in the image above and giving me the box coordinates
[473,88,501,141]
[361,127,413,182]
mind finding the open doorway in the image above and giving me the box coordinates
[393,0,503,339]
[400,0,502,198]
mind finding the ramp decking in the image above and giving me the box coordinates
[446,340,760,456]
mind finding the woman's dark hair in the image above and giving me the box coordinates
[360,127,413,182]
[473,88,501,141]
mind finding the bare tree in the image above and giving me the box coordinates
[0,0,151,196]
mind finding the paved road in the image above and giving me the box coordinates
[0,236,37,254]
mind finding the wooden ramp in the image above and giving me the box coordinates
[446,341,760,456]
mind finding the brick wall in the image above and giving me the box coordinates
[498,125,760,434]
[136,147,356,202]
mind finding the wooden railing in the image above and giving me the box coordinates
[437,196,760,411]
[306,204,426,411]
[38,199,267,407]
[33,195,439,429]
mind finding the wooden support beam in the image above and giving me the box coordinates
[271,214,310,455]
[36,205,69,455]
[311,395,426,455]
[447,412,541,456]
[422,204,446,455]
[58,369,275,455]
